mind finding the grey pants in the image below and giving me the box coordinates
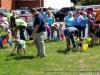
[34,31,47,57]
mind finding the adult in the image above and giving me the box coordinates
[0,13,8,23]
[74,11,84,38]
[92,12,97,21]
[82,12,88,38]
[87,14,95,37]
[43,8,49,19]
[64,27,79,50]
[45,10,55,40]
[12,11,19,19]
[65,11,74,28]
[96,4,100,24]
[10,16,27,40]
[0,24,7,48]
[45,10,55,26]
[7,10,13,23]
[30,8,47,58]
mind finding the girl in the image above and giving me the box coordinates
[46,23,51,40]
[59,23,65,41]
[10,37,26,55]
[76,37,84,51]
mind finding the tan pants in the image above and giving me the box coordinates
[34,31,47,57]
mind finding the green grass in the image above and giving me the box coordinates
[0,40,100,75]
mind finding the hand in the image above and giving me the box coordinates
[30,34,34,39]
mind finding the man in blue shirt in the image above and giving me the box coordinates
[30,8,47,58]
[64,27,79,50]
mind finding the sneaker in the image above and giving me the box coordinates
[67,48,70,51]
[40,55,46,58]
[36,54,40,56]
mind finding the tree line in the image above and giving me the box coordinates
[71,0,100,5]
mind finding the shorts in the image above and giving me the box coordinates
[77,43,82,47]
[18,44,26,49]
[95,32,100,37]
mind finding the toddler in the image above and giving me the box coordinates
[59,23,65,41]
[10,37,26,55]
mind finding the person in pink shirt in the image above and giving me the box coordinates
[59,23,65,41]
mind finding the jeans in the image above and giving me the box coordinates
[0,36,5,48]
[47,33,51,40]
[83,27,86,38]
[6,38,13,47]
[51,31,54,40]
[67,34,76,48]
[19,26,26,40]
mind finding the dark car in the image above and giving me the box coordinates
[54,7,75,21]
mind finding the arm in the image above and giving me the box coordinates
[31,25,40,37]
[52,15,55,23]
[66,36,70,48]
[80,16,84,21]
[30,16,41,38]
[10,47,16,55]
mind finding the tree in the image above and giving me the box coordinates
[81,0,100,5]
[71,0,77,4]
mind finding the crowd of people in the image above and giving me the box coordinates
[0,5,100,58]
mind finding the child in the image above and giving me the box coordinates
[10,37,26,55]
[46,23,51,40]
[5,27,13,47]
[59,23,65,41]
[51,24,60,41]
[76,37,84,51]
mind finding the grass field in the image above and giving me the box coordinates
[0,40,100,75]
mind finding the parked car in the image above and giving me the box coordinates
[0,8,8,16]
[54,7,76,21]
[79,7,97,15]
[12,9,32,23]
[13,9,31,15]
[36,7,47,13]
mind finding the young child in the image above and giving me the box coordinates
[10,37,26,55]
[46,23,51,40]
[59,23,65,41]
[51,24,60,41]
[76,37,84,51]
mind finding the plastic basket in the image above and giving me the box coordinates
[87,37,92,43]
[82,44,88,50]
[2,39,6,44]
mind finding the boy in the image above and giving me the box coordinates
[10,37,26,55]
[76,37,84,51]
